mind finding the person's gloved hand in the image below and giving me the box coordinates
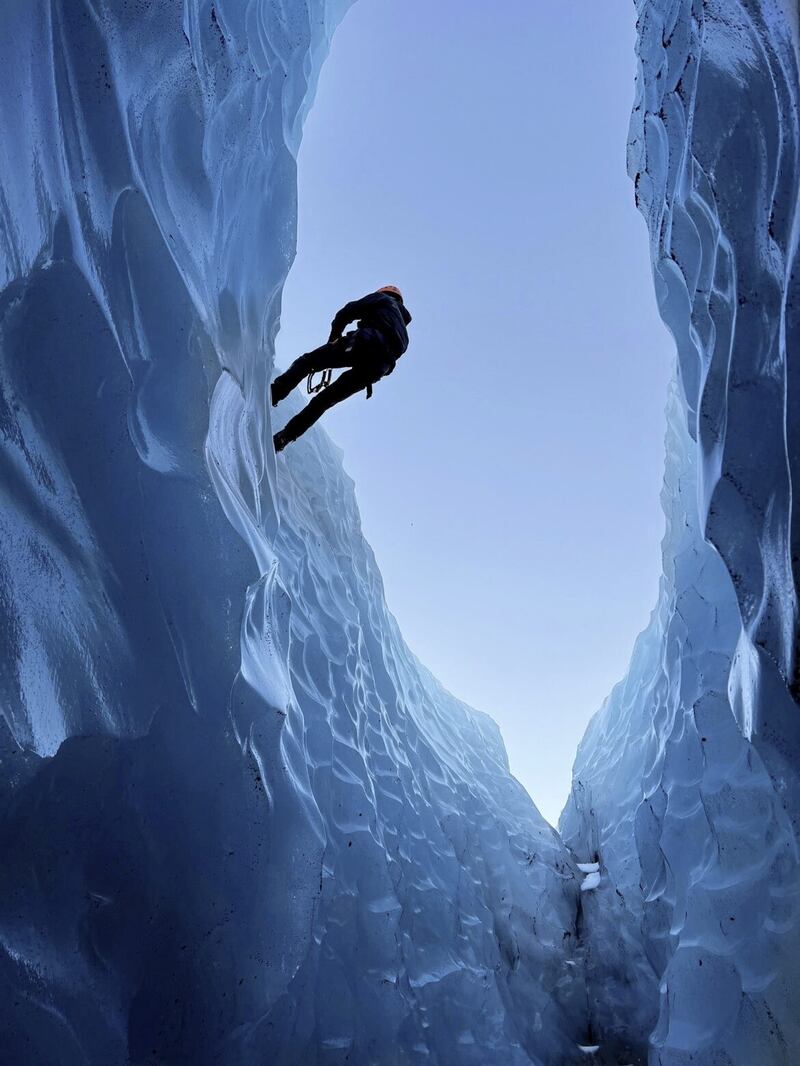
[328,327,341,344]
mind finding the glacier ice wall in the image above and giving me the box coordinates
[0,3,587,1063]
[562,1,800,1062]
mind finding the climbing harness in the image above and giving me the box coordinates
[306,367,333,394]
[306,367,374,399]
[306,332,359,396]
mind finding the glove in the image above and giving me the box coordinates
[328,327,341,344]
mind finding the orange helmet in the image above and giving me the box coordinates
[377,285,403,300]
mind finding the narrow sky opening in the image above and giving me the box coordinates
[276,0,674,826]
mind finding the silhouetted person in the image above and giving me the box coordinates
[271,286,412,451]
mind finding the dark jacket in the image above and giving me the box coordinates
[330,292,412,361]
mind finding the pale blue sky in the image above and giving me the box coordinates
[276,0,674,826]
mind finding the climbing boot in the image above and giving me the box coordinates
[273,428,290,453]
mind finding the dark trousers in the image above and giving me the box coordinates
[272,338,381,445]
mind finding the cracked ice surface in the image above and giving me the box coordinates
[0,2,586,1062]
[562,2,800,1062]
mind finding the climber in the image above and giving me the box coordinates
[271,285,412,452]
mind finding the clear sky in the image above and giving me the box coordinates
[276,0,674,827]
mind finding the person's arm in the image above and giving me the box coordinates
[328,294,379,342]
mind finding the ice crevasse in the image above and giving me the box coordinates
[0,1,798,1065]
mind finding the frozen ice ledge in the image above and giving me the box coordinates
[0,2,797,1066]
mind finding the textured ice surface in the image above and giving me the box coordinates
[0,3,586,1063]
[562,2,800,1062]
[262,410,586,1061]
